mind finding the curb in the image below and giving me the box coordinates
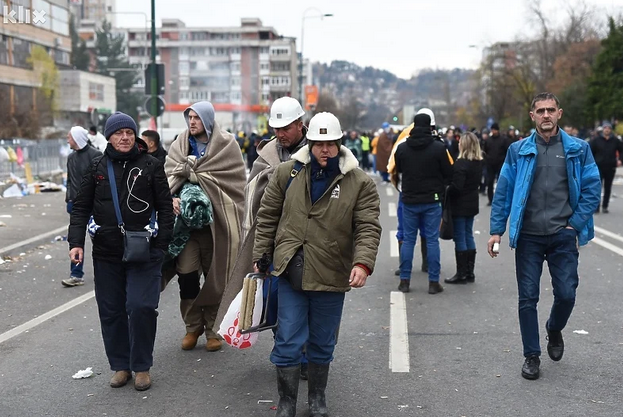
[0,225,68,257]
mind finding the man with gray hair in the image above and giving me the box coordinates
[589,122,623,213]
[62,126,102,287]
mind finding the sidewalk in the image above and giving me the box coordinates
[0,191,68,255]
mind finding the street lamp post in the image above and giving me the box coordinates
[299,8,332,107]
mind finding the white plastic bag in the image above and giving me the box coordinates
[218,278,264,349]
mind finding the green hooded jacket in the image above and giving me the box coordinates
[254,145,381,292]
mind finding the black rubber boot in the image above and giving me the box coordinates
[276,366,300,417]
[420,237,428,273]
[308,363,330,417]
[394,241,402,276]
[445,251,468,284]
[465,250,476,283]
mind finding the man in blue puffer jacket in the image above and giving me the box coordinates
[487,92,601,381]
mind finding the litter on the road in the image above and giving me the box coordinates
[72,367,94,379]
[380,396,389,399]
[257,400,273,404]
[44,255,52,260]
[573,330,589,335]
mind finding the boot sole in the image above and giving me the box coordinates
[521,370,540,380]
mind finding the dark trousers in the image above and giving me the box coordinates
[598,165,616,209]
[270,278,344,367]
[486,163,503,203]
[361,150,370,170]
[515,229,579,357]
[93,248,164,372]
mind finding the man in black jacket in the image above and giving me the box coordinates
[68,112,174,391]
[589,122,623,213]
[483,123,509,206]
[395,113,453,294]
[63,126,102,287]
[141,129,168,164]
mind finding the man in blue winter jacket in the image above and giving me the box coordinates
[487,92,601,381]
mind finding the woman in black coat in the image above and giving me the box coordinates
[445,132,483,284]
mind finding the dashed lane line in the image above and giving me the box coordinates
[0,291,95,345]
[390,230,398,257]
[591,237,623,257]
[594,226,623,244]
[386,187,394,197]
[389,291,410,373]
[388,202,397,217]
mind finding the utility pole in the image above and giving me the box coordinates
[150,0,157,128]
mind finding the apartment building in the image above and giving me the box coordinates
[0,0,72,134]
[125,18,299,132]
[69,0,115,26]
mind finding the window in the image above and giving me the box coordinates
[261,92,269,102]
[32,0,51,30]
[231,62,240,72]
[260,62,269,71]
[231,77,240,86]
[51,4,69,36]
[270,46,290,56]
[211,47,228,56]
[12,37,31,68]
[261,77,270,86]
[0,36,9,65]
[179,62,189,73]
[180,32,189,41]
[231,91,241,101]
[259,46,269,55]
[89,82,104,101]
[53,48,69,65]
[230,47,241,54]
[271,62,290,72]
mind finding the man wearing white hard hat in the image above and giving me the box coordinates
[215,97,310,369]
[253,112,381,417]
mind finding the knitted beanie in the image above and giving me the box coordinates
[104,112,138,140]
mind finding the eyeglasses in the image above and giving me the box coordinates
[534,107,558,116]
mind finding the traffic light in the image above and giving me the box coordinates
[392,116,398,122]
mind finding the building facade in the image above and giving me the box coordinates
[125,18,298,133]
[57,69,116,129]
[0,0,71,137]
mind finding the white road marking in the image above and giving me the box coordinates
[389,291,410,373]
[0,291,95,344]
[0,225,68,255]
[594,226,623,245]
[591,237,623,257]
[388,202,397,217]
[386,187,394,197]
[390,230,398,257]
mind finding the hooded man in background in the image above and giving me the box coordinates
[62,126,102,288]
[164,101,246,353]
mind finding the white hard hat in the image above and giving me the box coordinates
[307,112,343,141]
[416,108,436,126]
[269,97,306,128]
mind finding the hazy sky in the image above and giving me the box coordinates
[116,0,622,79]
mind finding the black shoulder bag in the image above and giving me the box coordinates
[107,159,155,263]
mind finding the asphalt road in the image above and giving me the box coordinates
[1,179,623,417]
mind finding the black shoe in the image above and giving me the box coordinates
[487,201,492,206]
[595,206,600,214]
[546,328,564,361]
[603,207,609,214]
[300,362,308,380]
[394,269,400,276]
[465,250,476,283]
[521,355,540,380]
[428,281,444,294]
[398,279,410,293]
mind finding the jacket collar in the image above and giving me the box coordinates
[518,128,582,157]
[291,145,359,175]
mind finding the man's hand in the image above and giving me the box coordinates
[69,247,84,264]
[487,235,501,258]
[172,197,181,216]
[349,267,368,288]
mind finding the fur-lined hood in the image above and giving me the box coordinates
[291,145,360,175]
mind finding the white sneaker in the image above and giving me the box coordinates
[62,277,85,287]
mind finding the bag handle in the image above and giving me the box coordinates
[107,159,125,234]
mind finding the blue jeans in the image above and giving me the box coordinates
[515,228,579,357]
[270,278,344,367]
[70,261,84,279]
[399,202,442,281]
[93,248,164,372]
[452,216,476,251]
